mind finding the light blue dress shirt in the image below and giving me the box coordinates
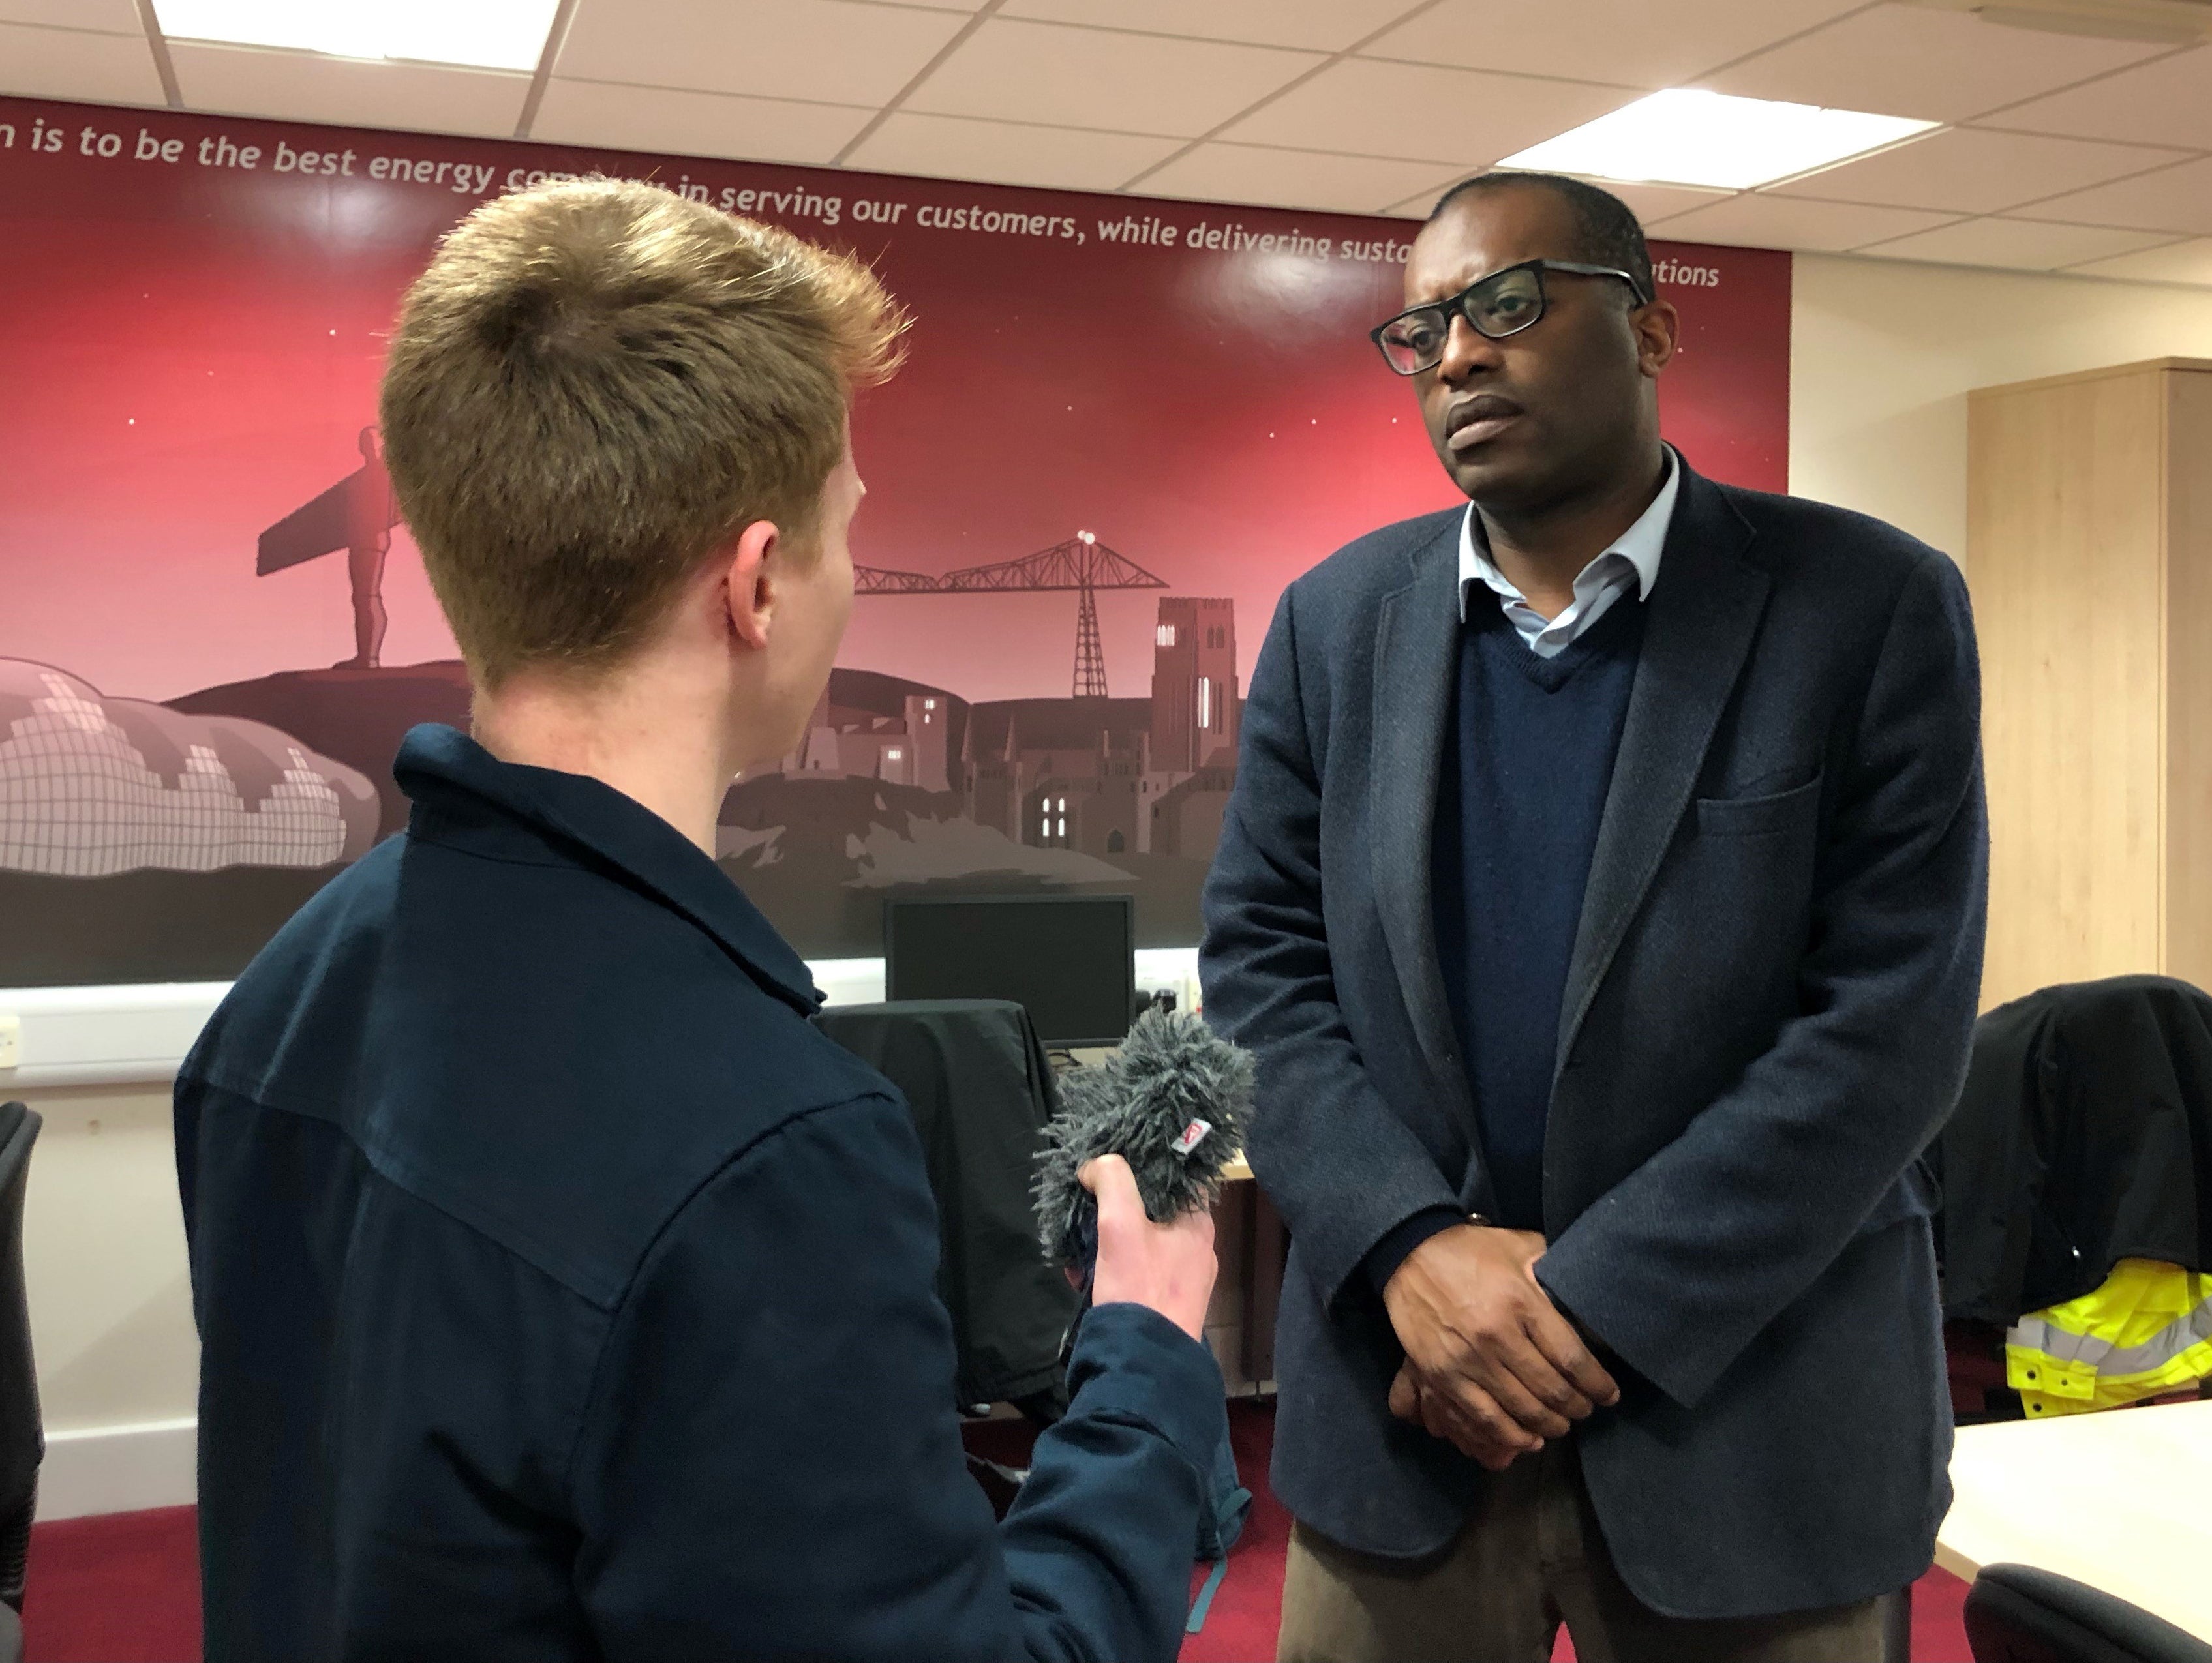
[1459,446,1681,657]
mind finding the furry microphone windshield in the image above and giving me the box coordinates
[1034,1008,1257,1272]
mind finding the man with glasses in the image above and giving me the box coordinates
[1202,172,1986,1660]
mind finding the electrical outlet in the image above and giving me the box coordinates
[0,1014,18,1071]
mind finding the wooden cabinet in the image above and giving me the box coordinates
[1967,357,2212,1011]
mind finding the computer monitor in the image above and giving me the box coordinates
[883,894,1136,1049]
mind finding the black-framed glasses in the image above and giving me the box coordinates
[1369,259,1652,376]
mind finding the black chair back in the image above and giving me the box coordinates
[0,1103,40,1616]
[1967,1564,2212,1663]
[810,1004,1079,1419]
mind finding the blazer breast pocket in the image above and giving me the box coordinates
[1695,773,1823,838]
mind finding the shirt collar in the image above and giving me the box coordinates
[1459,444,1680,622]
[391,723,823,1017]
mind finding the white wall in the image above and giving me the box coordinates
[1789,254,2212,552]
[21,1084,196,1433]
[21,254,2212,1518]
[16,1081,201,1517]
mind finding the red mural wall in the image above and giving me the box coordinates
[0,95,1792,983]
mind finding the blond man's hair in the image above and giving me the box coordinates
[379,178,905,687]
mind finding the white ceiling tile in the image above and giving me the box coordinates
[169,42,526,136]
[1589,179,1740,226]
[2065,236,2212,286]
[555,0,968,107]
[1993,48,2212,149]
[0,20,162,104]
[904,18,1320,138]
[1860,215,2179,270]
[1699,3,2168,123]
[1000,0,1414,53]
[0,0,136,28]
[1361,0,1863,94]
[841,110,1183,192]
[1383,181,1455,217]
[2009,155,2212,236]
[532,80,872,165]
[1383,175,1733,228]
[1141,143,1460,215]
[1652,192,1962,252]
[1770,127,2193,215]
[1220,59,1636,165]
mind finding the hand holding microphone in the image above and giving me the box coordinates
[1036,1009,1257,1343]
[1077,1155,1215,1341]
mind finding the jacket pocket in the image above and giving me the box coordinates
[1695,773,1822,838]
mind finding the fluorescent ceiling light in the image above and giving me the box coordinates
[1500,89,1939,192]
[152,0,561,72]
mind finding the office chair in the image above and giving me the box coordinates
[1966,1565,2212,1663]
[1936,976,2212,1423]
[1939,976,2211,1333]
[0,1103,40,1663]
[811,1004,1080,1420]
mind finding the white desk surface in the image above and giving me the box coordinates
[1937,1398,2212,1640]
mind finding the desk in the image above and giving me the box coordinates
[1937,1399,2212,1640]
[1215,1153,1280,1385]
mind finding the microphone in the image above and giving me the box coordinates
[1033,1008,1256,1280]
[1033,1008,1258,1636]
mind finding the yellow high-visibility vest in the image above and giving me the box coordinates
[2006,1259,2212,1418]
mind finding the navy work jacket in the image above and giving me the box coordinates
[175,724,1221,1662]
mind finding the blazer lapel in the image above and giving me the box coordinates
[1555,466,1770,1075]
[1370,520,1475,1119]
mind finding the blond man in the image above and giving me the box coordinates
[175,180,1222,1663]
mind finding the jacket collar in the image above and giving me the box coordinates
[1369,514,1482,1144]
[393,724,822,1017]
[1553,460,1768,1073]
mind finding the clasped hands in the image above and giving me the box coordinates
[1381,1223,1620,1471]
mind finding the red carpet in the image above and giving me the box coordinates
[23,1406,1975,1661]
[24,1505,200,1663]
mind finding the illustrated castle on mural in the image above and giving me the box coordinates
[0,587,1246,977]
[769,593,1241,863]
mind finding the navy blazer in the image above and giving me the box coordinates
[177,725,1224,1663]
[1200,462,1988,1619]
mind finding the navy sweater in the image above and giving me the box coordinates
[1431,597,1646,1233]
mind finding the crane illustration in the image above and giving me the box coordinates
[855,531,1167,698]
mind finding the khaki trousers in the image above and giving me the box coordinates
[1277,1443,1885,1663]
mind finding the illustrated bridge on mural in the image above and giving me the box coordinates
[855,532,1167,698]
